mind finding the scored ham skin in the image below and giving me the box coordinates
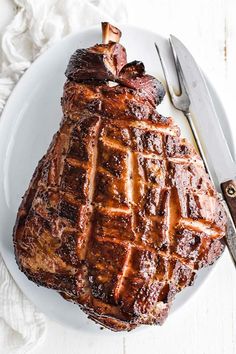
[13,23,227,331]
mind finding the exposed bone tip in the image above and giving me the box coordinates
[102,22,122,44]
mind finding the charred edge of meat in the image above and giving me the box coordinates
[65,42,127,82]
[87,313,136,332]
[21,267,78,296]
[65,23,165,105]
[65,54,165,106]
[59,290,136,331]
[118,61,166,105]
[65,21,125,82]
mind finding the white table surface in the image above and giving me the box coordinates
[1,0,236,353]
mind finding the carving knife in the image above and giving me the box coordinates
[169,35,236,262]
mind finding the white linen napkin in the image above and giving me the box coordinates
[0,1,127,353]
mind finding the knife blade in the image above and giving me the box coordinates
[170,35,236,188]
[170,35,236,261]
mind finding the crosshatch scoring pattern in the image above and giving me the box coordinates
[15,77,227,330]
[13,19,227,330]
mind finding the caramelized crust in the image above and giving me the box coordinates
[13,23,226,331]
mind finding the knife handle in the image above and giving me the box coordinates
[221,180,236,225]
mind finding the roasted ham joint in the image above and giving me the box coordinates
[13,23,227,331]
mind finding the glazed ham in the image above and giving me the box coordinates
[13,23,227,331]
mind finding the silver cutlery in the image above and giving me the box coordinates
[155,37,236,263]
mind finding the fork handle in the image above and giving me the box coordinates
[221,180,236,226]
